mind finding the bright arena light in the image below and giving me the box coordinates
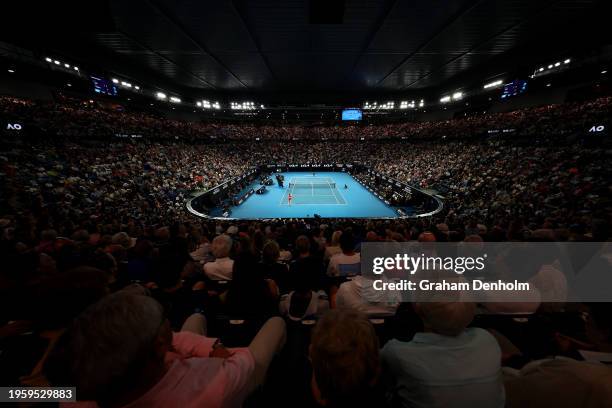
[156,92,167,100]
[169,96,181,103]
[564,59,571,64]
[440,96,451,103]
[483,80,503,89]
[45,57,52,62]
[54,60,60,65]
[231,101,257,110]
[452,92,463,100]
[199,100,222,109]
[112,78,119,83]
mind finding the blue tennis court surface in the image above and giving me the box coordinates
[229,172,398,219]
[281,176,347,205]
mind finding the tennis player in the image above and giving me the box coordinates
[288,193,293,205]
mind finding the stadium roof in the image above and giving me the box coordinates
[2,0,610,101]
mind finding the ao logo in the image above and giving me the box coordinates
[589,125,605,133]
[6,123,22,130]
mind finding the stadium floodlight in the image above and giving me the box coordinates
[134,86,140,90]
[73,66,79,71]
[554,62,561,67]
[45,57,52,62]
[169,96,181,103]
[213,102,221,109]
[440,96,451,103]
[7,69,14,73]
[54,60,60,65]
[483,80,503,89]
[419,99,425,107]
[603,70,608,74]
[196,101,202,107]
[111,78,119,83]
[452,92,463,100]
[564,59,571,64]
[64,63,70,68]
[156,92,167,100]
[539,67,544,72]
[548,64,553,69]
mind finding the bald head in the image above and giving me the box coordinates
[211,234,233,258]
[415,301,476,337]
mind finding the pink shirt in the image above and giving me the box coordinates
[166,331,217,362]
[64,332,254,408]
[122,352,255,408]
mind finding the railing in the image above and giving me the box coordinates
[186,163,444,220]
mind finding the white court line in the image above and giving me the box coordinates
[278,175,349,206]
[330,180,347,204]
[326,179,340,204]
[278,177,296,205]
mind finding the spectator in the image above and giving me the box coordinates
[381,300,505,408]
[46,291,286,407]
[203,234,234,281]
[259,240,290,293]
[225,252,279,319]
[310,309,383,407]
[290,235,325,291]
[327,230,360,277]
[324,230,343,261]
[279,260,329,320]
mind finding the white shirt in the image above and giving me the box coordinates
[327,252,360,276]
[336,276,399,316]
[203,257,234,281]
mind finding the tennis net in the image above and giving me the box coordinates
[289,181,336,189]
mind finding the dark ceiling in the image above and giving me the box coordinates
[2,0,611,99]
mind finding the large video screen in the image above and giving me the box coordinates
[91,76,118,96]
[501,80,528,100]
[342,108,362,121]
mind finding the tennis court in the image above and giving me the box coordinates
[280,177,347,205]
[227,171,397,219]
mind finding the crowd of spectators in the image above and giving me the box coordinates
[0,94,611,407]
[2,95,611,141]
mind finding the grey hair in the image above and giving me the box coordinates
[212,234,233,258]
[331,230,343,246]
[68,292,165,399]
[111,232,131,248]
